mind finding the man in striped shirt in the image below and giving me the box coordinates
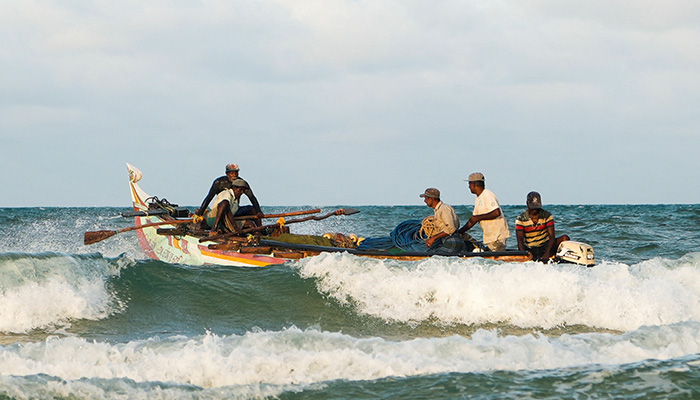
[515,191,569,262]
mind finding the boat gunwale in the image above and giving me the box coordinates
[259,239,532,260]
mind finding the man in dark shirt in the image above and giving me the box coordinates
[195,163,264,231]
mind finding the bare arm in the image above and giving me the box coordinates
[459,208,502,233]
[196,180,222,216]
[543,225,556,259]
[244,188,263,216]
[426,231,450,248]
[516,229,526,251]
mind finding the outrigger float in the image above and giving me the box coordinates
[83,164,595,267]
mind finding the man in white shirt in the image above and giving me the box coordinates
[207,179,249,236]
[458,172,510,251]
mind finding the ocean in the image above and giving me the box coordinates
[1,204,700,399]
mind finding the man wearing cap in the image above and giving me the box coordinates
[515,191,570,262]
[206,179,250,236]
[420,188,466,254]
[196,163,264,229]
[458,172,510,251]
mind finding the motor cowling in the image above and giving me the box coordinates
[554,241,595,266]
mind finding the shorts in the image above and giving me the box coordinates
[484,239,507,252]
[234,205,254,217]
[527,246,548,261]
[433,233,466,254]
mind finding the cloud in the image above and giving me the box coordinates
[1,104,85,127]
[1,1,699,206]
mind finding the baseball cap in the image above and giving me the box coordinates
[419,188,440,199]
[526,191,542,209]
[225,163,239,172]
[231,179,249,188]
[466,172,485,182]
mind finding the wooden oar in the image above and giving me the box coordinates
[84,218,195,245]
[245,207,360,233]
[120,208,322,219]
[121,209,172,217]
[233,208,322,220]
[200,208,360,242]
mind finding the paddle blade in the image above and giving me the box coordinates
[84,230,117,245]
[341,208,361,215]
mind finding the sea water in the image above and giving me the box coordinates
[1,204,700,399]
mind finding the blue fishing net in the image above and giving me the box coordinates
[357,220,428,252]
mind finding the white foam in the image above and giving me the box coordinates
[0,211,147,259]
[0,253,130,333]
[1,324,699,395]
[295,252,700,331]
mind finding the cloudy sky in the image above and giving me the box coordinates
[2,0,699,207]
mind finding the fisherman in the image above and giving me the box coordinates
[458,172,510,251]
[204,179,252,236]
[195,163,264,230]
[515,191,570,262]
[420,187,466,254]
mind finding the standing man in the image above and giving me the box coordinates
[420,187,466,254]
[458,172,510,251]
[195,163,264,228]
[515,191,570,262]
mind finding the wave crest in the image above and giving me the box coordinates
[296,252,700,331]
[0,252,133,333]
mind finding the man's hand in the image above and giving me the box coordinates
[459,219,474,234]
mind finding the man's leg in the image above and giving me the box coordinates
[547,235,571,259]
[529,246,547,262]
[234,205,261,227]
[439,234,467,254]
[210,200,232,235]
[485,239,507,252]
[555,235,570,248]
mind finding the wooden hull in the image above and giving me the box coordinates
[128,164,288,267]
[258,240,532,263]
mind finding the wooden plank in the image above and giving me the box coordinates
[240,246,272,254]
[273,251,305,259]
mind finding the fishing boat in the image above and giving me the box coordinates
[84,164,595,267]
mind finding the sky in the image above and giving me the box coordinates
[1,0,699,207]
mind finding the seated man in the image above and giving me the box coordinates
[420,187,466,254]
[195,163,263,229]
[515,191,570,262]
[206,179,249,236]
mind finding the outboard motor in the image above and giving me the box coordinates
[121,197,191,218]
[554,241,595,266]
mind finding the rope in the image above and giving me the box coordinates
[390,220,429,252]
[356,220,421,251]
[419,216,439,239]
[357,219,436,252]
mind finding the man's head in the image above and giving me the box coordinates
[225,163,240,180]
[420,187,440,207]
[231,178,248,197]
[466,172,485,194]
[526,191,542,210]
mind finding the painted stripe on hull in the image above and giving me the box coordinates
[198,246,286,266]
[129,181,288,267]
